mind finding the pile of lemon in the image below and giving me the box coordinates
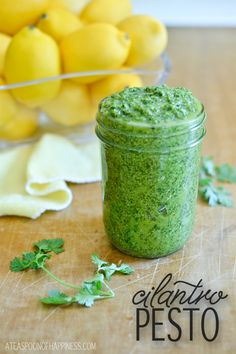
[0,0,168,141]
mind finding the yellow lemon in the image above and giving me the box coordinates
[0,33,11,76]
[51,0,89,14]
[81,0,132,25]
[90,70,142,108]
[0,105,38,140]
[0,0,50,35]
[37,8,82,42]
[117,15,168,67]
[60,23,131,83]
[4,26,61,108]
[43,81,92,126]
[47,0,67,10]
[0,79,18,127]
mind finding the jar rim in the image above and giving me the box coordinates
[96,104,206,139]
[96,104,206,154]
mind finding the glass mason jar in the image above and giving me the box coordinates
[96,93,206,259]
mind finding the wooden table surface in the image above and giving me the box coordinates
[0,28,236,354]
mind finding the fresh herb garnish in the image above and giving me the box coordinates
[40,274,114,308]
[10,252,47,271]
[10,238,81,290]
[10,238,64,272]
[92,254,134,280]
[199,182,233,207]
[201,156,216,177]
[215,163,236,183]
[75,274,114,307]
[199,157,235,207]
[34,238,64,254]
[10,239,134,308]
[40,290,74,305]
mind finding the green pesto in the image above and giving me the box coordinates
[96,85,206,258]
[98,85,202,126]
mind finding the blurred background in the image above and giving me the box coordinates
[0,0,235,147]
[133,0,236,27]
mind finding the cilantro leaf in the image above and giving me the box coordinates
[75,274,114,307]
[115,263,135,276]
[215,186,234,207]
[10,252,50,272]
[91,254,109,268]
[40,290,75,305]
[199,177,212,187]
[199,183,233,207]
[10,256,30,272]
[75,291,102,308]
[92,254,134,280]
[199,157,235,208]
[215,164,236,183]
[82,274,104,292]
[102,263,134,280]
[9,239,61,273]
[101,264,117,280]
[34,238,64,254]
[201,156,215,177]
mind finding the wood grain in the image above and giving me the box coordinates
[0,28,236,354]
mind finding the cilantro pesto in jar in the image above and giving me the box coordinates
[96,85,206,258]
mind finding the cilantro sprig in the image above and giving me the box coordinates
[10,238,82,291]
[199,156,235,207]
[41,274,115,307]
[10,239,134,308]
